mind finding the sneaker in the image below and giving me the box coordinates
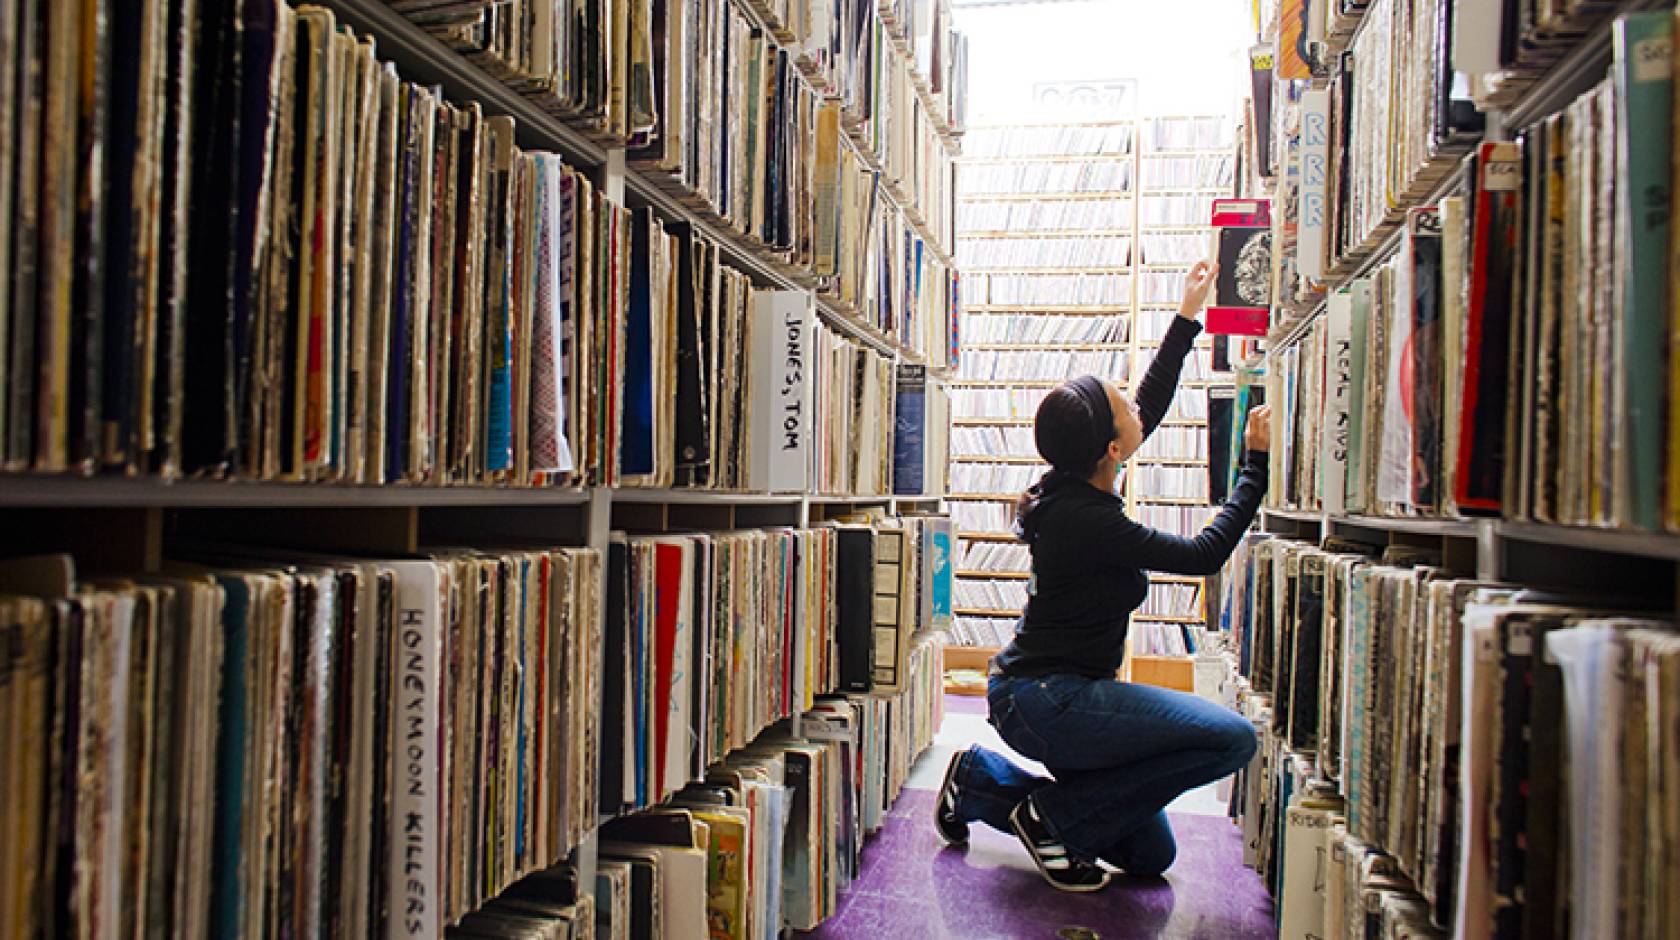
[1009,796,1110,892]
[934,751,970,846]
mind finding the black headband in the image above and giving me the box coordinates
[1069,375,1116,462]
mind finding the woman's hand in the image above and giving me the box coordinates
[1244,404,1272,453]
[1178,260,1219,320]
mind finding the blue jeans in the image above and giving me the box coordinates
[949,673,1257,875]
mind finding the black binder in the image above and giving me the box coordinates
[835,526,876,693]
[600,538,630,815]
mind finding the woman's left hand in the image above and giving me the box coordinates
[1178,260,1219,320]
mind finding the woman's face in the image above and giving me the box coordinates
[1105,380,1144,463]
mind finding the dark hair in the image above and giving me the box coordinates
[1016,376,1116,543]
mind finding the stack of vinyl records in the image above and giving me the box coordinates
[1265,10,1679,533]
[810,325,896,496]
[601,515,952,816]
[588,674,945,936]
[0,0,952,491]
[601,529,837,816]
[1,0,873,492]
[585,628,944,937]
[1223,533,1680,938]
[418,0,649,143]
[892,365,952,497]
[951,615,1020,647]
[444,866,596,938]
[0,545,601,937]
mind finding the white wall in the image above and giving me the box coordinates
[956,0,1254,124]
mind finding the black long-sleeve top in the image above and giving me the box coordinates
[994,316,1270,680]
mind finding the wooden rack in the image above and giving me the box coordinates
[949,116,1236,669]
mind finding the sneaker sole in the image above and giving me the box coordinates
[1008,803,1109,893]
[934,752,970,847]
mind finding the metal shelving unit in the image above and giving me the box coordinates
[1247,0,1680,606]
[4,0,967,932]
[1259,510,1680,601]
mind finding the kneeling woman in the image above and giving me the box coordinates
[935,260,1272,892]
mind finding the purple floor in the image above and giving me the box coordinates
[799,779,1276,939]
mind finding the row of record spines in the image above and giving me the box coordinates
[0,545,605,938]
[947,425,1212,461]
[949,621,1214,653]
[1336,0,1463,256]
[825,0,969,141]
[955,233,1216,269]
[960,117,1234,158]
[960,124,1138,159]
[955,173,1227,206]
[430,0,963,262]
[957,312,1130,345]
[1137,581,1203,618]
[955,539,1031,572]
[1262,0,1478,286]
[0,0,950,487]
[950,596,1205,623]
[953,415,1211,455]
[823,147,961,363]
[415,0,969,299]
[878,0,971,131]
[957,237,1134,270]
[632,9,960,281]
[956,197,1135,231]
[955,188,1221,221]
[949,501,1015,532]
[415,0,965,215]
[959,271,1210,306]
[953,348,1134,383]
[1132,622,1209,655]
[849,20,961,226]
[1264,27,1676,531]
[948,377,1211,414]
[1223,533,1680,939]
[955,511,1221,550]
[949,615,1020,648]
[461,663,948,938]
[954,577,1028,611]
[0,514,950,938]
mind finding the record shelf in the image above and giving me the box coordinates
[1124,116,1237,659]
[949,116,1136,655]
[1223,0,1680,932]
[0,0,965,934]
[949,114,1237,672]
[1246,0,1680,593]
[1254,0,1675,354]
[1257,510,1680,604]
[321,0,963,375]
